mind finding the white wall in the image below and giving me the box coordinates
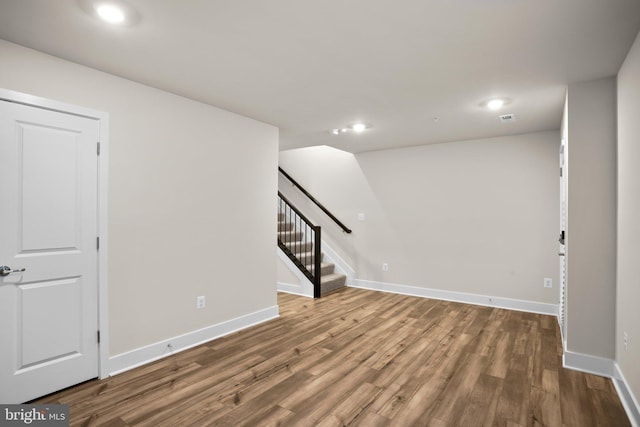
[617,30,640,411]
[0,40,279,357]
[279,130,559,306]
[565,77,617,360]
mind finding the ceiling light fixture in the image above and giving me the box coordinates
[487,99,505,110]
[351,123,367,133]
[96,3,126,24]
[330,123,371,136]
[80,0,140,26]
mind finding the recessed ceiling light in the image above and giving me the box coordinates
[80,0,139,26]
[96,3,126,24]
[487,99,504,110]
[351,123,367,133]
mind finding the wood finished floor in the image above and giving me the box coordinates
[35,288,630,426]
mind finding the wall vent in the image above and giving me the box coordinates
[499,113,517,123]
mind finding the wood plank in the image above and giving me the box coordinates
[485,331,514,379]
[529,368,562,427]
[457,373,504,426]
[349,410,390,427]
[315,382,382,426]
[495,353,532,425]
[429,351,489,423]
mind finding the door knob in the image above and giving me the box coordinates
[0,265,26,276]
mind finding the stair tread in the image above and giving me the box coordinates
[303,262,335,275]
[282,241,311,246]
[302,261,333,267]
[291,250,319,257]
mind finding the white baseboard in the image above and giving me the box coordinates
[277,281,313,297]
[562,350,615,377]
[613,363,640,427]
[350,279,558,316]
[108,305,279,376]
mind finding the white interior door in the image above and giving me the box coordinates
[0,100,100,403]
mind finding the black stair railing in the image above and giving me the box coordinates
[278,192,322,298]
[279,167,352,234]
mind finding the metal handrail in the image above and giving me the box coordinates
[278,167,352,234]
[278,191,315,229]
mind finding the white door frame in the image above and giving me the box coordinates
[0,88,110,379]
[559,140,567,342]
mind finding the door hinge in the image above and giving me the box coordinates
[560,167,563,177]
[97,237,100,250]
[97,142,101,156]
[97,330,101,344]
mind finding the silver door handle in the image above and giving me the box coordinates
[0,265,26,276]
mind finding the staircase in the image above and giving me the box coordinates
[278,212,346,296]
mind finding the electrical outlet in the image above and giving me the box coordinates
[544,278,553,288]
[196,296,205,309]
[624,332,629,351]
[382,263,389,271]
[358,213,365,221]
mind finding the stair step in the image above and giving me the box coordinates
[278,231,303,242]
[320,273,347,296]
[282,240,313,252]
[288,251,321,263]
[277,221,293,232]
[304,262,336,276]
[320,262,336,276]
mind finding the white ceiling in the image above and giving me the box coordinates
[1,0,639,153]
